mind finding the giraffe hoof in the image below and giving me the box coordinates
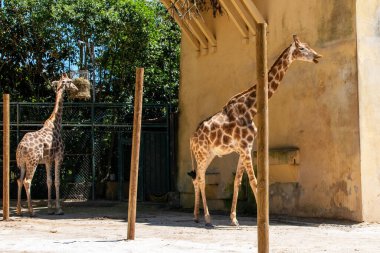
[231,220,240,227]
[29,213,36,218]
[47,209,55,215]
[205,223,214,229]
[55,209,64,215]
[193,218,199,223]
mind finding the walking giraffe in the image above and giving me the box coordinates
[189,35,322,227]
[16,73,78,216]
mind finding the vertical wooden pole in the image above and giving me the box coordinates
[256,23,269,253]
[3,93,10,220]
[127,68,144,240]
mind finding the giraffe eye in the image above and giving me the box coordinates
[299,47,305,50]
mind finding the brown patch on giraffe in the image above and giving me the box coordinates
[237,104,246,114]
[217,129,223,139]
[240,140,248,149]
[223,135,231,144]
[210,122,219,132]
[246,97,255,108]
[275,73,280,81]
[271,82,279,90]
[224,124,234,135]
[237,97,245,103]
[241,129,248,138]
[268,75,273,82]
[210,131,217,141]
[214,137,222,146]
[233,128,241,140]
[247,135,254,142]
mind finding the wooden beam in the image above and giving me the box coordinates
[127,68,144,240]
[256,23,269,253]
[241,0,266,24]
[231,0,257,33]
[193,17,217,47]
[219,0,249,38]
[160,0,200,50]
[170,0,209,49]
[3,93,10,221]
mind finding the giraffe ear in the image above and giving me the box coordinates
[51,81,59,91]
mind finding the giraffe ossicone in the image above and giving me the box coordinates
[189,35,322,227]
[16,73,78,217]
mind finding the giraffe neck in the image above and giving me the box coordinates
[44,86,64,131]
[222,44,296,121]
[266,45,294,98]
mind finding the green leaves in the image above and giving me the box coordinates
[0,0,180,105]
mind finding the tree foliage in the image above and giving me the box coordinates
[0,0,180,104]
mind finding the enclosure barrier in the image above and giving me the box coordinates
[127,67,144,240]
[2,94,10,220]
[256,23,269,253]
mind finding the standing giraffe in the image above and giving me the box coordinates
[189,35,322,227]
[16,73,78,216]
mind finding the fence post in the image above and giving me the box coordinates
[91,102,95,200]
[127,67,144,240]
[3,93,10,220]
[256,23,269,253]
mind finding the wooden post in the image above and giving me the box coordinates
[127,68,144,240]
[256,23,269,253]
[3,93,10,220]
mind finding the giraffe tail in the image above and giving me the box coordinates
[187,139,196,180]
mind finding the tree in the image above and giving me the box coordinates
[0,0,180,104]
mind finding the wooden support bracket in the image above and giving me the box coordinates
[241,0,266,24]
[231,0,257,33]
[160,0,200,50]
[193,17,217,47]
[219,0,249,38]
[170,0,209,49]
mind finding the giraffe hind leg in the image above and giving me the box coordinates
[16,164,26,216]
[24,164,37,217]
[230,156,245,226]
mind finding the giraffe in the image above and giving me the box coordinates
[16,73,78,216]
[188,35,322,227]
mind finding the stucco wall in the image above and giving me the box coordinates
[177,0,363,221]
[356,0,380,222]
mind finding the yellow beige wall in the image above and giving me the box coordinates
[356,0,380,222]
[177,0,363,220]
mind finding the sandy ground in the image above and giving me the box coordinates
[1,201,380,253]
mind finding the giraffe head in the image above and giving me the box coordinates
[290,35,322,64]
[52,73,78,93]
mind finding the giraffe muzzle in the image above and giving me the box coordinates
[313,54,323,63]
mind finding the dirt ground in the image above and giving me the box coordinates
[1,200,380,253]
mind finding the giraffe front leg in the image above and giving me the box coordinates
[244,155,258,202]
[230,157,244,226]
[198,174,213,228]
[46,164,54,214]
[193,179,200,223]
[54,158,64,215]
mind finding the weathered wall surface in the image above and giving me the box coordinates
[177,0,363,220]
[356,0,380,222]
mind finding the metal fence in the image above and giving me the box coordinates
[0,102,177,201]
